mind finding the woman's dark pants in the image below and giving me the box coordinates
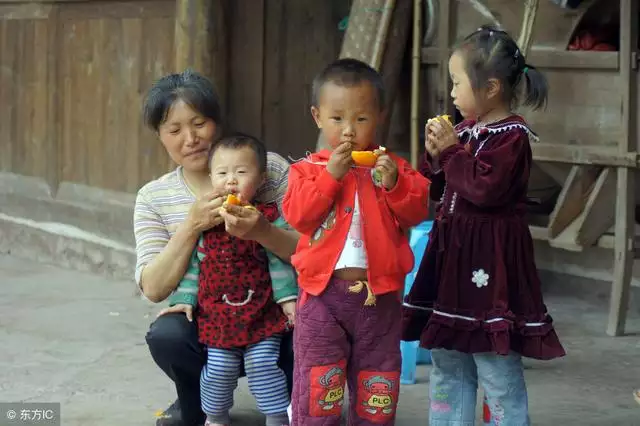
[146,313,294,426]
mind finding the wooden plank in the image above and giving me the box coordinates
[410,0,421,168]
[209,0,228,107]
[86,18,106,188]
[100,18,126,191]
[376,0,412,150]
[58,18,73,185]
[607,0,638,337]
[58,1,173,20]
[576,167,616,247]
[529,225,614,250]
[47,4,60,193]
[609,167,635,336]
[122,17,142,193]
[422,47,619,70]
[174,0,211,75]
[31,18,50,183]
[532,144,639,168]
[0,3,52,19]
[12,18,30,176]
[262,0,285,153]
[139,15,175,179]
[436,0,452,116]
[226,0,264,136]
[547,165,600,239]
[548,219,584,252]
[0,20,16,174]
[59,19,90,185]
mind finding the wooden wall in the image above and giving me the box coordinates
[0,0,176,194]
[225,0,350,159]
[0,0,349,195]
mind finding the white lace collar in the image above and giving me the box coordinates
[456,119,539,143]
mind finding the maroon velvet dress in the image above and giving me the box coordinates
[402,115,565,360]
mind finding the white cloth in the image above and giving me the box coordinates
[334,192,368,270]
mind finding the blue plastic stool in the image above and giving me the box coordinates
[400,221,433,385]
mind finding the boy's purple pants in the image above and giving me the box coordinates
[291,278,402,426]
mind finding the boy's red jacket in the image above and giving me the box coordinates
[282,148,430,296]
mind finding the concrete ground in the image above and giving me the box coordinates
[2,254,640,426]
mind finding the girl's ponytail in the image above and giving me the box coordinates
[521,64,548,111]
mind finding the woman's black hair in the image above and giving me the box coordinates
[456,25,548,110]
[143,69,222,131]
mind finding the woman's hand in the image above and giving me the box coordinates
[156,304,194,322]
[280,300,296,326]
[428,118,459,153]
[219,204,269,241]
[187,192,225,233]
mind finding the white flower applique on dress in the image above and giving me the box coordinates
[472,269,490,288]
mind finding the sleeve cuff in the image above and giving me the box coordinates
[438,144,465,169]
[168,292,197,307]
[315,168,342,199]
[384,169,411,202]
[277,295,298,304]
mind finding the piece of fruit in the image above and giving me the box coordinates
[351,151,378,167]
[225,194,242,205]
[427,114,452,126]
[223,193,258,211]
[351,146,387,167]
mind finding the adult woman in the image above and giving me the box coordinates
[134,70,298,426]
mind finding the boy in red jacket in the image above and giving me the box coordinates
[283,58,430,426]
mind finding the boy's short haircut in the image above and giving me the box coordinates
[311,58,386,110]
[209,132,268,173]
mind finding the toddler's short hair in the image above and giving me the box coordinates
[311,58,385,110]
[209,132,267,173]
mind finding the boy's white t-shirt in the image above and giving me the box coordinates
[334,191,368,270]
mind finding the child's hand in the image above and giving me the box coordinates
[425,123,440,159]
[374,154,399,190]
[280,300,296,326]
[327,141,354,181]
[429,117,459,152]
[157,304,194,322]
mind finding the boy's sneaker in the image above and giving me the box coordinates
[155,400,182,426]
[634,389,640,406]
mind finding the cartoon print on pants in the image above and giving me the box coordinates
[309,360,347,417]
[357,371,400,423]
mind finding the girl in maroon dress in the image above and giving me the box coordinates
[402,26,565,425]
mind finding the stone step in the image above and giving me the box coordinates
[0,212,136,282]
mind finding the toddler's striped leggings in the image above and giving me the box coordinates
[201,334,290,425]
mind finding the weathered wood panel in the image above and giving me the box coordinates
[524,70,622,149]
[257,0,349,158]
[0,0,174,194]
[0,0,349,195]
[57,1,175,193]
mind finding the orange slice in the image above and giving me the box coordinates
[351,151,377,167]
[428,114,452,126]
[223,193,258,211]
[351,146,386,167]
[225,194,242,206]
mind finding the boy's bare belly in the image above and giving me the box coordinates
[333,267,368,282]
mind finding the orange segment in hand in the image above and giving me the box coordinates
[225,194,242,206]
[351,146,386,167]
[351,151,378,167]
[428,114,452,126]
